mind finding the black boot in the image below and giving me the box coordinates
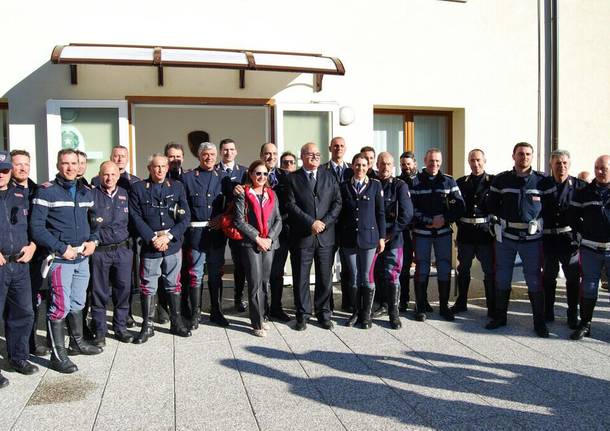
[543,280,556,322]
[438,281,455,321]
[450,275,469,314]
[209,284,229,327]
[234,285,247,313]
[399,273,410,312]
[169,292,192,337]
[372,284,388,317]
[156,288,170,324]
[189,286,202,330]
[483,279,496,319]
[414,280,429,322]
[388,284,402,329]
[48,319,78,374]
[0,372,8,388]
[66,310,103,355]
[345,287,360,327]
[571,297,596,340]
[360,288,375,329]
[30,301,51,356]
[529,292,549,338]
[566,282,579,330]
[486,289,510,330]
[134,295,155,344]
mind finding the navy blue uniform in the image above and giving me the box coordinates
[398,172,417,309]
[89,185,133,336]
[452,173,495,316]
[410,169,465,320]
[91,171,140,192]
[540,175,586,325]
[0,186,34,363]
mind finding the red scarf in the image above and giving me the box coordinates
[244,186,275,238]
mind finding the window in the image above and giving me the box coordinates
[373,109,452,174]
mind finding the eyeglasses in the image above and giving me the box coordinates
[281,160,295,165]
[254,171,269,177]
[303,153,321,159]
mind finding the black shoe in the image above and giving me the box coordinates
[534,323,550,338]
[345,312,359,327]
[9,359,39,375]
[485,317,507,330]
[268,309,291,323]
[450,302,467,314]
[93,333,106,348]
[415,311,427,322]
[234,300,248,313]
[114,330,134,344]
[169,292,192,337]
[439,308,455,321]
[67,311,103,356]
[398,302,408,312]
[372,303,388,318]
[295,317,308,331]
[210,312,230,327]
[0,373,8,388]
[570,322,591,340]
[425,302,433,313]
[126,314,135,329]
[319,319,334,330]
[32,345,51,357]
[48,319,78,374]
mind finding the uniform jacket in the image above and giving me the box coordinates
[129,177,191,258]
[541,175,587,252]
[487,168,553,240]
[30,175,98,263]
[410,169,465,236]
[215,162,247,194]
[273,168,292,239]
[321,160,353,184]
[91,171,141,192]
[338,177,386,249]
[285,167,342,248]
[233,187,282,249]
[379,177,413,249]
[0,185,30,257]
[90,185,130,246]
[456,172,495,244]
[569,180,610,248]
[181,167,226,250]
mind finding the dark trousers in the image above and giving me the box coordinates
[399,233,414,302]
[269,235,290,311]
[457,242,495,282]
[1,262,34,362]
[90,247,133,334]
[542,247,579,307]
[28,255,47,349]
[229,239,246,300]
[242,247,275,330]
[291,242,334,321]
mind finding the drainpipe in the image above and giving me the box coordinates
[551,0,558,152]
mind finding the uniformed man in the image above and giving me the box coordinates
[184,142,230,328]
[568,154,610,340]
[373,152,413,329]
[89,161,135,346]
[215,138,248,313]
[540,150,586,328]
[360,146,379,179]
[165,142,185,181]
[129,153,192,343]
[30,149,102,374]
[0,150,38,388]
[450,149,495,317]
[9,149,50,357]
[410,148,465,322]
[75,150,90,187]
[485,142,553,337]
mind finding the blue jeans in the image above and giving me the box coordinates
[579,246,610,299]
[495,239,543,292]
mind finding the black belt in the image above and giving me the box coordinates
[3,252,24,263]
[96,239,130,252]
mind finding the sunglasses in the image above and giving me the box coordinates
[282,159,295,165]
[254,171,269,177]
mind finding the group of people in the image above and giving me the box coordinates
[0,136,609,389]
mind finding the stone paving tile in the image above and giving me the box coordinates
[0,361,47,430]
[253,402,344,431]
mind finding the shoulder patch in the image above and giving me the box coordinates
[41,182,52,188]
[13,192,24,198]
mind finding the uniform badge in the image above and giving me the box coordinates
[96,217,104,223]
[532,196,541,201]
[118,195,127,200]
[124,207,129,213]
[14,192,24,198]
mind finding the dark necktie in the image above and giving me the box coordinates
[269,170,278,187]
[226,167,232,177]
[308,171,316,191]
[336,165,342,180]
[355,181,363,193]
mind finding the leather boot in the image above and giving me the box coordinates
[438,281,455,321]
[399,273,410,312]
[234,284,247,313]
[189,286,202,330]
[543,280,556,322]
[486,289,510,330]
[133,295,155,344]
[414,280,429,322]
[570,297,596,340]
[169,292,192,337]
[450,275,469,314]
[156,288,170,324]
[566,282,579,329]
[529,292,549,338]
[483,279,496,319]
[67,310,103,355]
[372,284,388,317]
[30,301,51,356]
[346,286,360,327]
[48,319,78,374]
[209,284,229,327]
[388,284,402,329]
[360,288,375,329]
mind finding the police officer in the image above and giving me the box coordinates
[0,150,38,387]
[183,142,230,328]
[10,149,50,357]
[374,152,413,329]
[30,149,102,374]
[451,149,495,317]
[215,138,248,313]
[89,161,135,346]
[540,150,586,328]
[129,153,192,343]
[485,142,553,337]
[360,146,379,179]
[338,153,385,329]
[165,141,186,181]
[410,148,465,322]
[569,155,610,340]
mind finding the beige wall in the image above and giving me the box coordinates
[133,106,267,177]
[2,0,609,180]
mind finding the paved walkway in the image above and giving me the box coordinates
[1,281,610,431]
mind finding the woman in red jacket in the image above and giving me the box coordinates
[234,160,283,336]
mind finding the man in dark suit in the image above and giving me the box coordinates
[285,143,342,330]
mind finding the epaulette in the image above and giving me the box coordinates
[165,180,171,187]
[213,170,218,176]
[12,191,24,198]
[185,168,193,173]
[41,181,53,188]
[442,173,455,180]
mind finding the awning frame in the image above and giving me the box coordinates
[51,43,345,92]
